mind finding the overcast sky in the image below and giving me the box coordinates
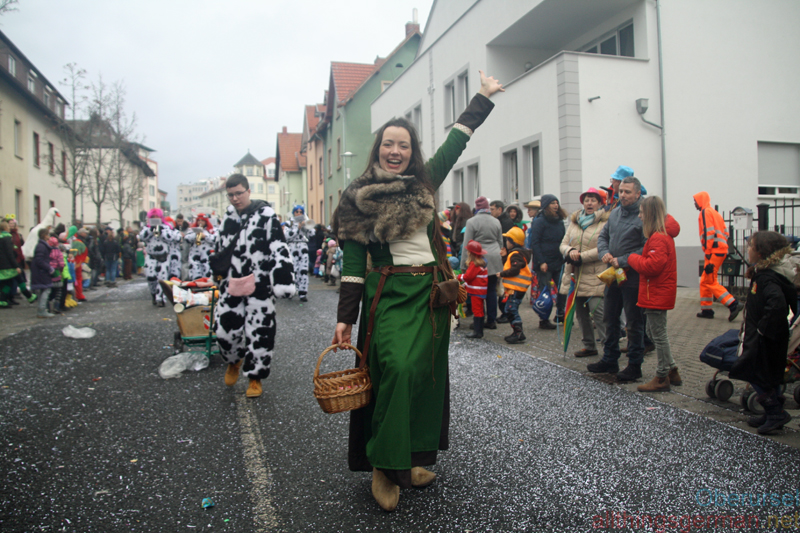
[4,0,433,203]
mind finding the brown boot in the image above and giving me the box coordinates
[245,379,262,398]
[371,468,400,511]
[637,375,671,392]
[224,361,242,386]
[668,367,682,386]
[411,466,437,488]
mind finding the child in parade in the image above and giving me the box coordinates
[47,236,65,314]
[730,231,796,434]
[499,227,532,344]
[627,196,682,391]
[457,240,489,339]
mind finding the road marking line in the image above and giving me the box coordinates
[236,395,278,531]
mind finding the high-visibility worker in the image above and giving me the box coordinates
[693,191,740,321]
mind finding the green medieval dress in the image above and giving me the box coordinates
[335,94,494,487]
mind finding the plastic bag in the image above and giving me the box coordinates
[171,286,211,308]
[62,325,97,339]
[532,287,554,321]
[597,267,616,286]
[158,352,209,379]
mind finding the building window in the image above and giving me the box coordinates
[309,205,314,219]
[320,200,324,224]
[61,151,67,179]
[27,76,35,93]
[467,163,480,200]
[149,185,155,196]
[582,22,634,58]
[452,169,465,202]
[14,120,22,158]
[267,168,275,178]
[757,141,800,198]
[328,148,332,177]
[33,132,40,167]
[381,80,392,92]
[269,184,275,194]
[458,71,469,114]
[15,189,22,221]
[8,56,15,76]
[44,91,50,108]
[337,138,341,169]
[319,157,323,185]
[309,164,313,190]
[329,194,333,221]
[405,104,423,143]
[523,143,541,199]
[48,142,54,174]
[34,195,41,225]
[503,150,519,204]
[444,81,456,125]
[257,183,263,193]
[150,201,155,209]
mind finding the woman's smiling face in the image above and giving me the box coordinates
[379,126,412,175]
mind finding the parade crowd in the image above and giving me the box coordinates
[1,70,795,515]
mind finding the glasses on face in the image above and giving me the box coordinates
[227,190,248,199]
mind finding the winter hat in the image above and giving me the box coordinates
[610,165,634,181]
[539,194,559,213]
[503,227,525,247]
[48,236,58,248]
[580,187,607,204]
[316,249,323,256]
[466,240,488,256]
[474,196,489,210]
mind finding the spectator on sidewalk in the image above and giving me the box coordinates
[100,229,122,286]
[730,231,796,434]
[505,204,524,230]
[559,187,609,357]
[530,194,568,329]
[461,196,503,329]
[30,228,55,318]
[449,203,472,271]
[627,196,682,392]
[491,200,514,233]
[587,176,648,382]
[693,191,740,321]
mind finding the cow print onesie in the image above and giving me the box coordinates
[187,229,217,280]
[284,216,312,300]
[214,201,295,380]
[139,224,182,304]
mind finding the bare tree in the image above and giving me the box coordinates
[54,63,91,224]
[83,75,115,226]
[106,81,148,228]
[0,0,19,15]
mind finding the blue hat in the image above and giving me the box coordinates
[611,165,634,181]
[292,205,304,214]
[640,184,648,195]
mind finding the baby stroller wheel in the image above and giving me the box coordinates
[740,392,750,410]
[746,391,765,414]
[706,379,718,399]
[794,385,800,406]
[714,380,734,402]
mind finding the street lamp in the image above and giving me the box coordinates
[342,152,356,184]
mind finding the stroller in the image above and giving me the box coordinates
[701,321,800,413]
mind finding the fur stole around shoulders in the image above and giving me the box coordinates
[334,163,435,245]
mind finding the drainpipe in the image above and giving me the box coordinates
[656,0,667,207]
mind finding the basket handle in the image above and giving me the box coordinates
[314,343,365,379]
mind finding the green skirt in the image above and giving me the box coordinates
[349,270,451,471]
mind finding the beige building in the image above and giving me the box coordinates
[0,29,72,231]
[302,103,326,224]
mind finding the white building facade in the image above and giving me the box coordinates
[371,0,800,287]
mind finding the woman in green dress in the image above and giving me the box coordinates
[331,71,503,511]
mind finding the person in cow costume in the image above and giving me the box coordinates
[162,216,183,280]
[139,208,181,306]
[187,213,217,280]
[283,205,312,302]
[214,174,295,398]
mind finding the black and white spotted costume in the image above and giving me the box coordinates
[186,229,217,280]
[214,200,295,380]
[167,233,182,280]
[284,215,312,299]
[139,224,182,304]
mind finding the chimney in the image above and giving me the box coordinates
[405,8,420,37]
[282,126,287,134]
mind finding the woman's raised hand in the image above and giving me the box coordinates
[478,70,504,98]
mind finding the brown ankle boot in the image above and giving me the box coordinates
[637,375,671,392]
[371,468,400,511]
[668,367,682,386]
[411,466,437,488]
[224,361,242,386]
[245,379,262,397]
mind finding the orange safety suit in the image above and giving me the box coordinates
[693,191,735,311]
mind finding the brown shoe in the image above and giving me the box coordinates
[224,361,242,386]
[372,468,400,511]
[668,367,682,386]
[411,466,437,488]
[245,379,262,398]
[637,375,671,392]
[574,348,598,357]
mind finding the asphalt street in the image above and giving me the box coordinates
[2,278,800,532]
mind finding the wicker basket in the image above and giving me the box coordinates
[313,344,372,414]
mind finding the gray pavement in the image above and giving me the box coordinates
[2,277,800,532]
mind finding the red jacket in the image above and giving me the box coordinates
[627,214,680,310]
[457,262,488,297]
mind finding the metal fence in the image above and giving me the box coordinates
[720,198,800,296]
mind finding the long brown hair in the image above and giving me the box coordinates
[640,196,667,238]
[746,231,790,279]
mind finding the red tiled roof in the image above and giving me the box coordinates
[276,131,303,172]
[331,62,377,104]
[261,157,275,166]
[305,105,320,135]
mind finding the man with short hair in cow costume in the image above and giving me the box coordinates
[284,205,312,302]
[215,174,295,398]
[139,208,182,307]
[186,213,217,280]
